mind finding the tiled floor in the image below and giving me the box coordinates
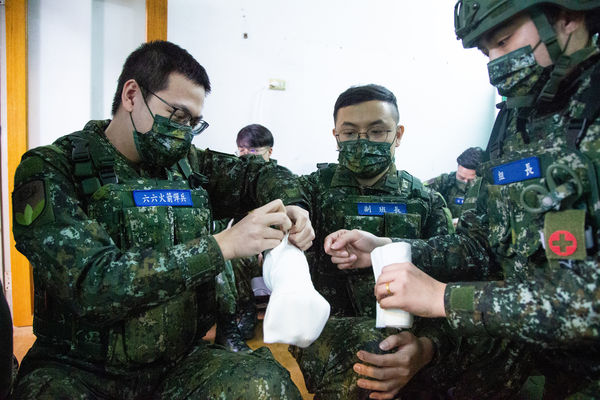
[13,321,313,399]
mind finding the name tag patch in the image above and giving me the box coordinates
[492,156,541,185]
[133,189,193,207]
[454,197,464,205]
[357,202,406,216]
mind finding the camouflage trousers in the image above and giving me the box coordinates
[12,341,301,400]
[217,256,260,315]
[290,317,537,400]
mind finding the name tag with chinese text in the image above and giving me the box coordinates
[357,202,407,216]
[133,189,193,206]
[492,156,541,185]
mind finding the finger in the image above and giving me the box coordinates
[356,373,405,391]
[260,212,293,232]
[356,351,402,369]
[288,233,313,251]
[331,255,358,269]
[378,331,412,351]
[368,387,402,400]
[355,375,405,396]
[323,229,350,252]
[256,198,286,215]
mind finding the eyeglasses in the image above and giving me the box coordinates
[335,127,394,143]
[235,146,270,156]
[142,87,209,135]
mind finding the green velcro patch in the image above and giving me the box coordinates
[450,286,475,311]
[13,180,46,226]
[543,210,586,260]
[14,156,44,186]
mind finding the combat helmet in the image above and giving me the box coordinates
[455,0,600,102]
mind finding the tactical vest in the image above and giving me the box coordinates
[34,132,215,370]
[310,165,434,317]
[480,59,600,277]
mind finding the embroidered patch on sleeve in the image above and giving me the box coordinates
[13,180,46,226]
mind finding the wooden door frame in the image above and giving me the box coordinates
[5,0,168,326]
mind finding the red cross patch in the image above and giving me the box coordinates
[548,230,577,257]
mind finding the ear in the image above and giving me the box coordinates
[121,79,141,113]
[331,128,337,138]
[556,9,586,36]
[394,125,405,148]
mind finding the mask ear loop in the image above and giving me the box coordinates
[129,86,156,133]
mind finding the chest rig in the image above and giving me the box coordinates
[58,133,215,369]
[311,165,432,317]
[481,61,600,279]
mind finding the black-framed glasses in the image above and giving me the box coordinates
[142,87,209,135]
[235,146,271,156]
[335,127,394,142]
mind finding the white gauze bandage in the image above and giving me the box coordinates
[262,234,330,348]
[371,242,413,329]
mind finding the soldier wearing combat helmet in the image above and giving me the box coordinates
[324,1,600,398]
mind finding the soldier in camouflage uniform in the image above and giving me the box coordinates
[326,1,600,398]
[215,124,275,352]
[425,147,484,220]
[289,84,454,399]
[10,41,315,399]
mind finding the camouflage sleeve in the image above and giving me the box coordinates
[196,150,307,220]
[425,173,450,195]
[395,178,501,282]
[421,186,454,238]
[12,149,224,324]
[443,256,600,348]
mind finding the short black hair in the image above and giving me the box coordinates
[457,147,484,170]
[236,124,274,148]
[111,40,211,115]
[333,84,399,123]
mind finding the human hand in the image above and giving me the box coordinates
[285,205,315,251]
[214,199,292,260]
[375,263,446,318]
[354,331,434,399]
[323,229,392,269]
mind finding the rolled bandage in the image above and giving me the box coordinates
[262,234,330,348]
[371,242,413,329]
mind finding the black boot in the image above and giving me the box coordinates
[215,314,251,352]
[236,300,258,340]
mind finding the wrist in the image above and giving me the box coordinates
[436,282,447,317]
[213,232,234,260]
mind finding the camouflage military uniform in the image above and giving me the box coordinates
[400,48,600,398]
[426,171,470,218]
[11,120,303,399]
[290,162,453,399]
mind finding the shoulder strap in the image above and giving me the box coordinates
[69,133,117,197]
[176,147,208,189]
[566,63,600,149]
[486,102,510,160]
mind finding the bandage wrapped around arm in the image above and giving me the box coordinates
[262,234,330,348]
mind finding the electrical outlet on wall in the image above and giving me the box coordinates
[268,79,286,91]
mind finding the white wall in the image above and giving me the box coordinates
[169,0,496,179]
[27,0,146,148]
[1,0,497,310]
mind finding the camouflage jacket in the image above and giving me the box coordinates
[11,120,305,372]
[405,49,600,361]
[301,163,453,316]
[426,171,470,218]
